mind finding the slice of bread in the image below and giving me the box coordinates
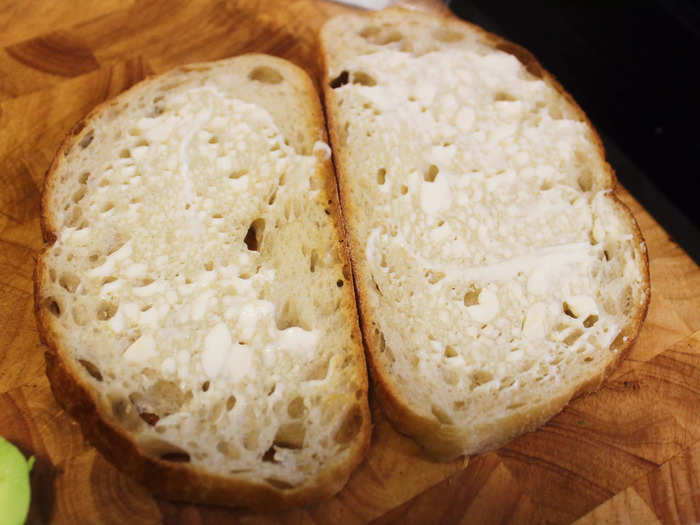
[34,54,370,509]
[320,9,650,460]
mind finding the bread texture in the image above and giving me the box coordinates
[34,54,370,509]
[320,9,650,460]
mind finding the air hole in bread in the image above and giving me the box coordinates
[208,135,219,144]
[78,359,103,381]
[499,377,515,391]
[506,402,525,411]
[274,422,305,449]
[79,130,94,149]
[610,331,625,351]
[540,180,553,191]
[336,279,344,287]
[431,404,453,424]
[426,270,445,284]
[433,28,464,43]
[101,202,115,213]
[334,405,363,444]
[424,164,439,182]
[49,268,57,282]
[244,218,265,252]
[287,396,307,419]
[248,66,283,84]
[110,397,140,429]
[44,298,61,317]
[229,169,247,179]
[201,381,210,392]
[454,400,466,410]
[463,286,481,307]
[66,207,83,228]
[96,300,118,321]
[204,261,214,271]
[603,249,611,261]
[577,171,593,191]
[366,28,402,46]
[119,149,131,159]
[136,277,154,287]
[376,168,386,185]
[470,370,494,390]
[359,25,380,39]
[583,356,594,363]
[78,171,90,185]
[268,188,277,205]
[72,187,86,203]
[226,395,236,411]
[351,71,377,86]
[443,368,459,386]
[306,359,330,381]
[262,446,278,463]
[377,331,394,362]
[276,299,311,331]
[444,345,458,358]
[59,272,80,293]
[310,250,319,272]
[140,412,160,426]
[329,71,349,89]
[562,302,577,318]
[265,478,294,490]
[98,178,110,187]
[216,441,240,459]
[494,91,517,102]
[563,329,583,346]
[400,184,408,195]
[161,452,190,463]
[267,383,276,396]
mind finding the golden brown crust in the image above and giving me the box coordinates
[34,54,371,510]
[320,8,650,460]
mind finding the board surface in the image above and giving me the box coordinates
[1,1,699,523]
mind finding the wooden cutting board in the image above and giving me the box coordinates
[1,1,699,523]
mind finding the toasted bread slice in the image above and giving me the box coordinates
[35,54,370,509]
[320,9,649,460]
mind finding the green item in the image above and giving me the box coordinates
[0,437,34,525]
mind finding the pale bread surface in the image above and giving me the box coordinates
[320,8,650,460]
[35,54,370,509]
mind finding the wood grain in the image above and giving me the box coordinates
[0,0,134,48]
[574,487,662,525]
[0,1,699,523]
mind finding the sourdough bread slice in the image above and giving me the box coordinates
[320,9,650,460]
[35,54,370,509]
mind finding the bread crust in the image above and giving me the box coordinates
[34,54,371,510]
[320,8,650,461]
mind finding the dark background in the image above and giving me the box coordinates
[450,1,700,263]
